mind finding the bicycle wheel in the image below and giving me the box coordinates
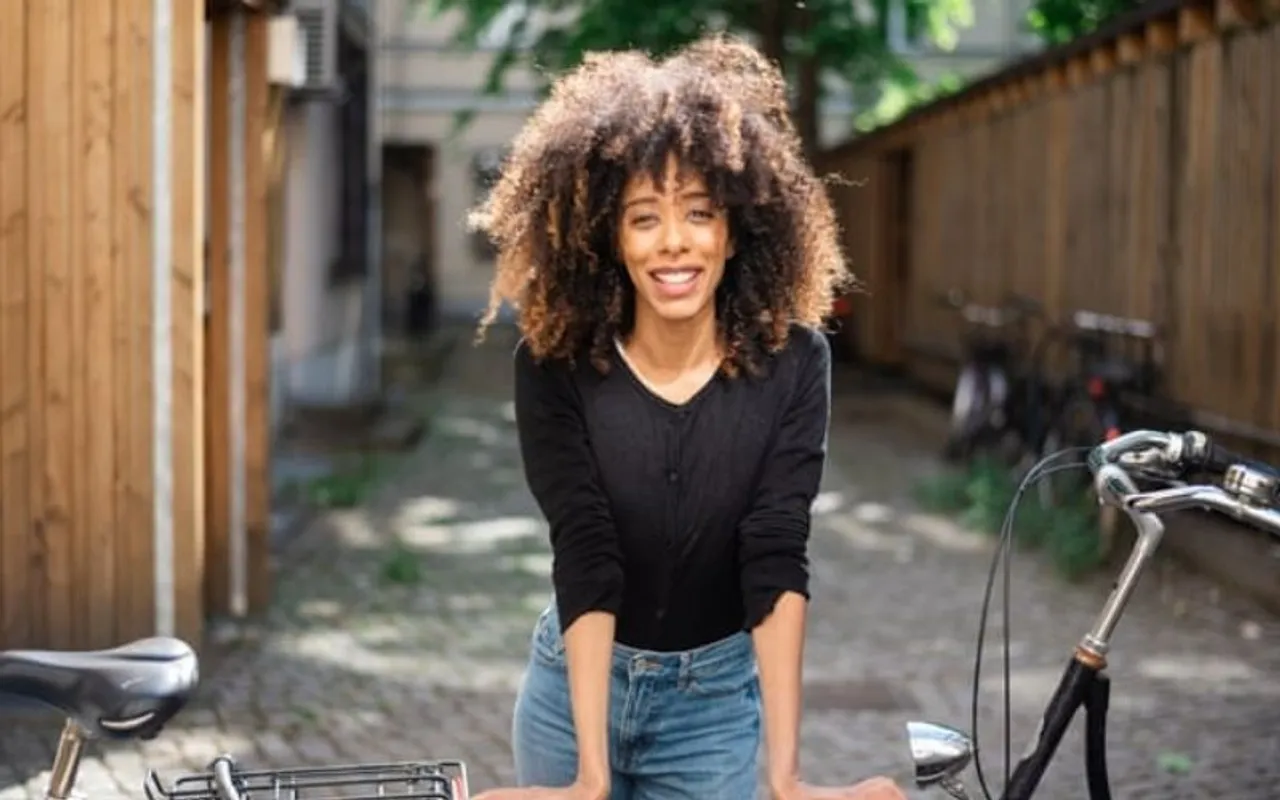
[1037,391,1105,509]
[944,363,987,461]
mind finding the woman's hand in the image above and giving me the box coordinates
[471,779,609,800]
[772,775,910,800]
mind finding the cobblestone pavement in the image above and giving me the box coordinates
[2,325,1278,800]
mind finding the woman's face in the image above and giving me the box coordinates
[617,156,733,325]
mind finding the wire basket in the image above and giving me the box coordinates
[144,755,470,800]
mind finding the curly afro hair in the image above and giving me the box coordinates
[470,33,854,376]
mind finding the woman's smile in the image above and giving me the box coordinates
[648,266,704,298]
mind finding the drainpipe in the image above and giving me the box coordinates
[152,0,175,637]
[227,10,249,618]
[365,7,383,395]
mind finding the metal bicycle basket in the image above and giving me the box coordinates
[144,756,470,800]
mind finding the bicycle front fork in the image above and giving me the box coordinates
[1002,655,1114,800]
[1084,671,1114,800]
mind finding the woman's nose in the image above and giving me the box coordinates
[659,217,688,254]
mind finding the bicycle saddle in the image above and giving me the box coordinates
[0,636,198,740]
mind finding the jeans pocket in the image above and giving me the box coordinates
[530,606,566,668]
[682,661,757,700]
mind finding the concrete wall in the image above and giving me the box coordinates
[275,100,369,410]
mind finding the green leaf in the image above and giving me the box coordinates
[1156,751,1194,775]
[416,0,977,146]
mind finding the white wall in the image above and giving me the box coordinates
[279,101,369,407]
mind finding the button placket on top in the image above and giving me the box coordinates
[658,410,684,623]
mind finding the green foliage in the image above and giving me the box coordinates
[298,453,397,510]
[913,459,1106,579]
[1025,0,1140,45]
[409,0,973,143]
[853,71,965,132]
[380,541,425,585]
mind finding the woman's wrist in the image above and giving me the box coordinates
[573,767,610,799]
[768,765,802,797]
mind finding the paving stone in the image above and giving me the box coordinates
[1,324,1276,800]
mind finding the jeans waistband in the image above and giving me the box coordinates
[540,604,754,679]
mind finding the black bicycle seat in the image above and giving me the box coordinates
[0,636,198,740]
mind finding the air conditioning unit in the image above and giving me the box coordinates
[291,0,340,97]
[267,14,306,88]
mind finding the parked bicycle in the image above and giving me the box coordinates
[938,289,1052,468]
[0,638,471,800]
[1034,310,1164,552]
[904,428,1280,800]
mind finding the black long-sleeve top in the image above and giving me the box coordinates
[513,324,831,652]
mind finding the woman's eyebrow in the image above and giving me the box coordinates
[623,195,659,209]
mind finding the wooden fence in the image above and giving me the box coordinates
[821,0,1280,455]
[0,0,281,651]
[0,0,205,650]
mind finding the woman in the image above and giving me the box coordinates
[469,34,908,800]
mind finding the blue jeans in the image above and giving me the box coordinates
[512,605,762,799]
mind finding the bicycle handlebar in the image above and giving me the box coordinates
[935,290,1042,329]
[1071,310,1158,340]
[1089,429,1280,534]
[1073,428,1280,657]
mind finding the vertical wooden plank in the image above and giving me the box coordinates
[69,0,88,649]
[24,0,51,648]
[0,0,32,647]
[1211,37,1239,421]
[79,0,118,648]
[244,13,273,614]
[32,0,76,650]
[1043,93,1070,375]
[1231,32,1272,433]
[121,0,157,642]
[205,18,231,618]
[1189,41,1222,414]
[112,0,138,642]
[1265,23,1280,436]
[1110,72,1135,314]
[170,0,205,643]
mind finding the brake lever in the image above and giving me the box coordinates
[1116,450,1183,486]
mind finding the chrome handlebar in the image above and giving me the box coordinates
[1089,429,1280,534]
[1077,429,1280,658]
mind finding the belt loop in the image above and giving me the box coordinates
[677,652,693,689]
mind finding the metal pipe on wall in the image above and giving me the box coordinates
[228,9,249,619]
[153,0,176,637]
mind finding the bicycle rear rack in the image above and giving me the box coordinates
[144,756,469,800]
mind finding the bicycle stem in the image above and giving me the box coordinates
[1076,463,1166,666]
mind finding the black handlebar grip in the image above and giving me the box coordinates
[1182,432,1279,479]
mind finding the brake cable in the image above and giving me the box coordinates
[968,448,1094,800]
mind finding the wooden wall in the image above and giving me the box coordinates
[205,11,274,622]
[0,0,205,649]
[822,0,1280,452]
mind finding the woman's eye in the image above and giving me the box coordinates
[630,214,657,226]
[689,208,715,221]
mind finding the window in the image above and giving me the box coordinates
[329,29,371,284]
[470,147,508,262]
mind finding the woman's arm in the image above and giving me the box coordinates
[562,612,616,795]
[753,590,809,791]
[514,343,623,797]
[738,330,832,794]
